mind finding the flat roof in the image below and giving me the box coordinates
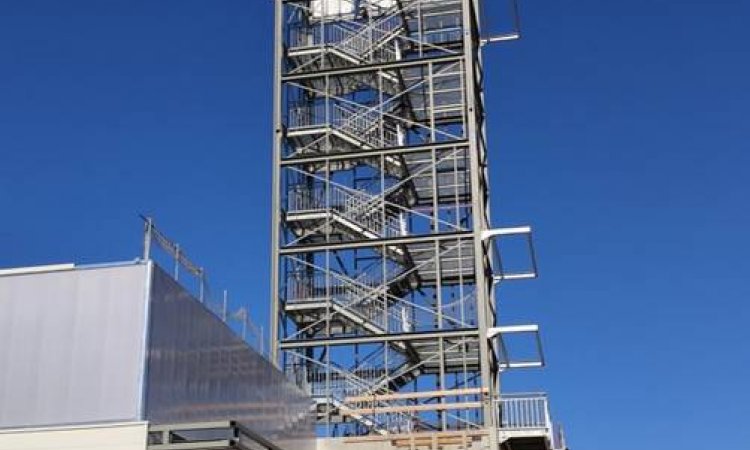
[0,260,144,277]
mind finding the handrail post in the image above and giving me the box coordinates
[174,244,180,281]
[544,395,554,443]
[198,267,205,303]
[142,216,153,260]
[222,289,228,322]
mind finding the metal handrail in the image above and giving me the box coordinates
[284,353,416,433]
[286,269,412,334]
[286,184,403,238]
[497,393,567,449]
[286,101,400,148]
[288,9,403,64]
[497,393,551,430]
[332,102,399,149]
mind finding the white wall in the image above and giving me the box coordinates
[0,263,150,429]
[0,422,148,450]
[311,0,355,18]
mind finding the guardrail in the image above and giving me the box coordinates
[141,216,267,357]
[286,184,403,238]
[497,393,567,449]
[498,393,551,430]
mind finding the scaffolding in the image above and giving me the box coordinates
[270,1,566,448]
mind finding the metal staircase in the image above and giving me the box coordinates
[286,347,419,435]
[333,102,401,149]
[288,99,402,151]
[330,12,403,64]
[277,0,499,439]
[285,261,413,337]
[286,0,465,74]
[286,184,405,241]
[288,344,484,436]
[286,327,486,434]
[287,4,405,72]
[285,58,466,158]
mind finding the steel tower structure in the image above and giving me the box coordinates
[271,1,563,447]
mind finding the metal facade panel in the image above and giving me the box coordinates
[144,266,314,450]
[0,264,150,429]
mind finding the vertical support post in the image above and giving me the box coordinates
[241,310,248,341]
[260,325,265,356]
[223,289,228,322]
[428,61,436,143]
[143,216,153,260]
[461,0,499,443]
[174,244,180,281]
[199,268,205,303]
[269,0,284,368]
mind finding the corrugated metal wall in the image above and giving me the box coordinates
[0,262,314,450]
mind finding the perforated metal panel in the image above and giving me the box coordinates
[143,265,314,450]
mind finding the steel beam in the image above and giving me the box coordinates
[283,55,464,82]
[269,0,284,367]
[279,328,479,349]
[280,141,470,166]
[279,231,473,255]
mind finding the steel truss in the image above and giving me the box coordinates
[271,1,560,446]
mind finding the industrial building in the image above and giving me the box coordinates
[0,257,314,450]
[0,1,569,450]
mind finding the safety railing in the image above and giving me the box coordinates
[288,11,402,64]
[332,102,400,149]
[498,393,551,430]
[286,184,404,238]
[497,393,567,448]
[284,356,416,434]
[421,27,463,45]
[285,268,412,334]
[552,423,567,450]
[287,0,466,58]
[334,13,401,62]
[141,216,267,357]
[288,103,327,129]
[287,101,400,150]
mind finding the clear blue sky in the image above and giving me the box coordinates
[1,1,748,448]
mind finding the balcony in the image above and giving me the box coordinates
[498,393,567,450]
